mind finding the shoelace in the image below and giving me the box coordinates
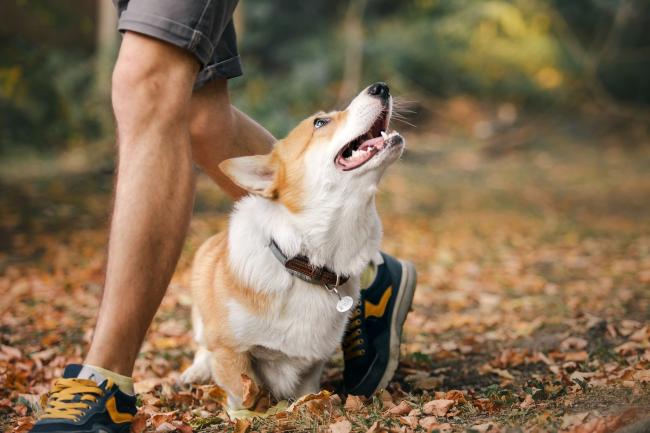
[343,306,366,360]
[41,378,111,421]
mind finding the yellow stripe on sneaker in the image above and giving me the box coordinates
[106,396,134,423]
[364,286,392,318]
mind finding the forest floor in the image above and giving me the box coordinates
[1,112,649,432]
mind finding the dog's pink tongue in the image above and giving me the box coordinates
[359,136,384,151]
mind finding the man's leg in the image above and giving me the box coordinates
[84,32,199,376]
[30,31,209,433]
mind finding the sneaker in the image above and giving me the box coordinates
[343,252,417,396]
[30,364,136,433]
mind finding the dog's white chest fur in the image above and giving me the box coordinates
[226,195,378,399]
[227,277,359,359]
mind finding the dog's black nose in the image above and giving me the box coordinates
[368,82,390,100]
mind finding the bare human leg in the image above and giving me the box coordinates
[84,32,199,375]
[85,34,277,376]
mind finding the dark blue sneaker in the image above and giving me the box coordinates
[30,364,136,433]
[343,253,416,396]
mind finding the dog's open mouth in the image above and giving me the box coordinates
[335,111,400,171]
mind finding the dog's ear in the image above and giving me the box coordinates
[219,154,277,198]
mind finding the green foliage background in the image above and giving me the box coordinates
[1,0,649,153]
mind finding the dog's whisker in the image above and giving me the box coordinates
[391,113,415,120]
[392,118,417,128]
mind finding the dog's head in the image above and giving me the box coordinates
[220,82,404,211]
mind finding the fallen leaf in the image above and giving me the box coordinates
[152,337,180,350]
[443,390,466,404]
[173,422,192,433]
[40,334,60,346]
[560,337,588,351]
[344,395,365,412]
[234,418,251,433]
[472,398,498,413]
[615,341,642,355]
[12,417,34,433]
[419,417,451,433]
[564,351,589,362]
[492,348,528,368]
[134,378,163,394]
[399,415,419,428]
[155,422,177,433]
[202,384,228,405]
[329,419,352,433]
[629,326,649,342]
[387,400,412,415]
[29,348,57,362]
[519,394,534,409]
[1,344,22,360]
[570,371,596,382]
[633,369,650,382]
[240,374,261,409]
[480,364,515,380]
[0,281,30,315]
[328,393,342,407]
[422,399,455,416]
[151,411,178,428]
[130,413,148,433]
[287,390,331,412]
[378,389,395,410]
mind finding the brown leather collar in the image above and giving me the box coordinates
[269,240,349,287]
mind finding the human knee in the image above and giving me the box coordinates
[112,62,189,125]
[111,38,198,132]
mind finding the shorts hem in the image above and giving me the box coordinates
[117,10,215,65]
[195,57,243,89]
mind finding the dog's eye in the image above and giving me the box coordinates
[313,118,330,129]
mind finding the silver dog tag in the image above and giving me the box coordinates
[336,296,354,313]
[325,280,353,313]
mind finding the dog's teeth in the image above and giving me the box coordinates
[380,131,388,139]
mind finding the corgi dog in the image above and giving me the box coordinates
[180,83,405,409]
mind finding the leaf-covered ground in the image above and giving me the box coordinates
[1,110,649,432]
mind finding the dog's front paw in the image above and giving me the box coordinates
[180,348,212,384]
[180,362,211,384]
[180,360,211,385]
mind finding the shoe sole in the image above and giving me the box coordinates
[373,259,417,394]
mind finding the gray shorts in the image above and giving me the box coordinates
[114,0,242,88]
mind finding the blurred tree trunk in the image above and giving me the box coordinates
[95,0,118,129]
[338,0,367,105]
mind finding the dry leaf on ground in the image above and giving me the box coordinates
[344,395,365,412]
[329,419,351,433]
[422,399,455,417]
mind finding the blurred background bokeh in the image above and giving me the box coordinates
[2,0,650,155]
[2,0,649,247]
[2,2,650,430]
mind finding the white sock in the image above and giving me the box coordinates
[78,364,134,395]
